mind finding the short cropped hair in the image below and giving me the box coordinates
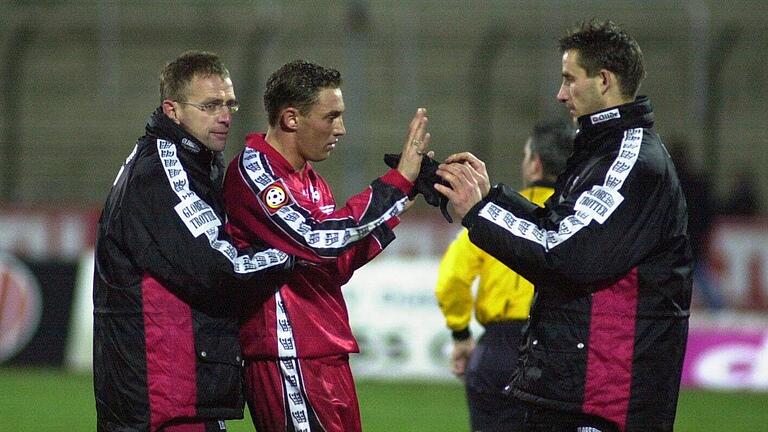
[264,60,342,127]
[160,50,230,103]
[530,119,575,179]
[559,20,646,99]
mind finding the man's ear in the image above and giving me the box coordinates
[162,100,181,124]
[598,69,614,96]
[280,108,300,131]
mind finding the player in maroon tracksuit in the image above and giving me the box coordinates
[223,60,430,432]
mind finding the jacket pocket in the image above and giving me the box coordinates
[194,333,244,410]
[520,319,588,403]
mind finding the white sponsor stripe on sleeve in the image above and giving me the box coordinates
[241,147,407,251]
[479,128,642,251]
[156,139,289,273]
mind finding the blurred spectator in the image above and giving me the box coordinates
[434,118,574,432]
[668,137,724,310]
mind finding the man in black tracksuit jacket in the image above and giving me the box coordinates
[436,21,692,431]
[93,51,292,431]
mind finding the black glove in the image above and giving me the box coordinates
[384,153,452,223]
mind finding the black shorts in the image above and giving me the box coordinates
[465,320,527,432]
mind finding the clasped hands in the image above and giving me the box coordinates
[394,108,490,222]
[435,152,490,220]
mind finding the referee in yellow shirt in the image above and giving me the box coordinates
[435,119,574,432]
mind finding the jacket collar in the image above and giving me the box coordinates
[145,106,215,163]
[575,96,654,151]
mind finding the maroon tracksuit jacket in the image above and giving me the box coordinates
[223,133,413,360]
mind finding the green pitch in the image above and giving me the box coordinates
[1,368,766,431]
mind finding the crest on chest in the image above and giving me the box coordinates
[260,179,294,214]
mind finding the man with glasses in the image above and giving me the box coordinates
[94,50,293,432]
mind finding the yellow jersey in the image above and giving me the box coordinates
[435,184,555,330]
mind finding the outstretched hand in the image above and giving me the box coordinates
[384,153,453,222]
[396,108,431,182]
[435,152,491,221]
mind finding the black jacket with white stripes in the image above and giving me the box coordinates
[93,107,292,431]
[462,97,692,431]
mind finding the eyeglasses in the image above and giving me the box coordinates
[176,100,240,115]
